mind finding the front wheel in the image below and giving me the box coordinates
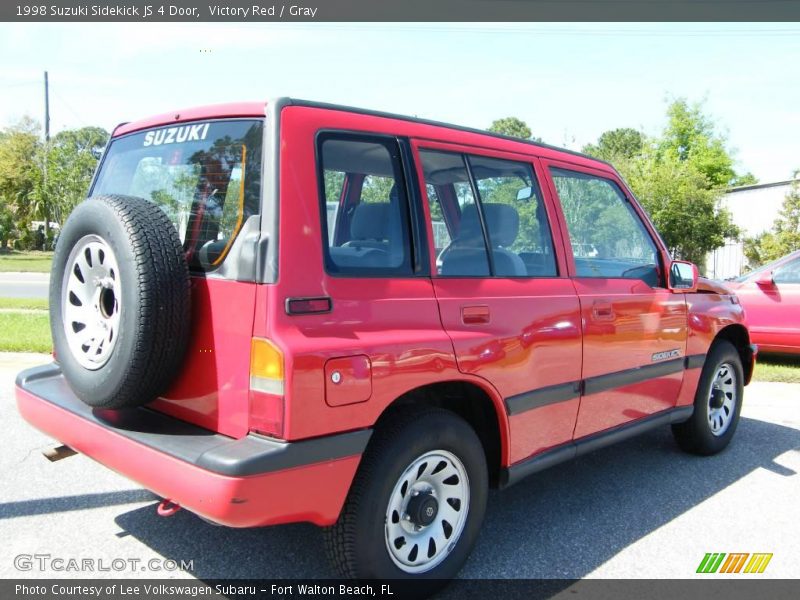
[325,408,488,586]
[672,340,744,455]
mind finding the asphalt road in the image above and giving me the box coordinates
[0,272,49,299]
[1,352,798,584]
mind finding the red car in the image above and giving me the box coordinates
[15,99,755,587]
[728,250,800,355]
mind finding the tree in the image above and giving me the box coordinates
[580,99,754,266]
[622,151,739,264]
[0,118,107,248]
[0,202,14,249]
[488,117,541,142]
[582,128,645,161]
[657,98,756,188]
[744,173,800,266]
[0,118,43,241]
[44,126,108,229]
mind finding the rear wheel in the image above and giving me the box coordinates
[672,340,744,455]
[325,408,488,587]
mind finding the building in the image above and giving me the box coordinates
[705,180,795,280]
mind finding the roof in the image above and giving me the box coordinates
[113,102,267,136]
[110,97,607,166]
[726,180,795,194]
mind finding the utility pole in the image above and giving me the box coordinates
[42,70,50,245]
[44,71,50,142]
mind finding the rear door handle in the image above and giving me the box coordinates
[462,305,490,325]
[592,301,615,321]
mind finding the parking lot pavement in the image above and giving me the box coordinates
[1,352,798,581]
[0,272,49,299]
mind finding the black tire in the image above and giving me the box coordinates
[671,340,744,455]
[50,195,190,409]
[324,407,488,588]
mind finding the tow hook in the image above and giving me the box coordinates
[157,499,181,517]
[42,445,77,462]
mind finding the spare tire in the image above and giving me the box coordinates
[50,195,191,409]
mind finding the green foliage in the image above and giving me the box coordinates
[581,98,751,266]
[44,126,108,226]
[0,118,42,236]
[360,175,395,204]
[553,171,656,262]
[0,117,107,246]
[620,151,738,264]
[488,117,541,142]
[744,174,800,266]
[657,98,739,188]
[0,202,14,248]
[583,128,645,160]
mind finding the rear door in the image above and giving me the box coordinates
[272,108,454,440]
[543,160,688,439]
[412,140,583,464]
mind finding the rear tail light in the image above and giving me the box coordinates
[249,338,285,438]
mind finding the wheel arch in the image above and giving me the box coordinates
[714,323,755,384]
[373,379,510,488]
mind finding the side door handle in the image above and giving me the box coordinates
[592,301,615,321]
[462,305,490,325]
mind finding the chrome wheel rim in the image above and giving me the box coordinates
[61,235,121,370]
[707,362,737,436]
[384,449,470,574]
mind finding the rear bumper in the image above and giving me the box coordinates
[15,364,370,527]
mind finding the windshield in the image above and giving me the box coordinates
[92,119,263,272]
[732,251,800,282]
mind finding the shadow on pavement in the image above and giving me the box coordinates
[0,489,156,519]
[107,415,797,580]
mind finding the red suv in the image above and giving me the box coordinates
[16,99,755,585]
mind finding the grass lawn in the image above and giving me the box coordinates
[0,250,53,273]
[0,312,51,353]
[752,355,800,384]
[0,297,48,310]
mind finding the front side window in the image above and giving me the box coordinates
[420,149,556,277]
[92,119,263,272]
[318,135,412,276]
[550,168,660,285]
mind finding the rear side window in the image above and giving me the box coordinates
[318,134,413,276]
[420,149,557,277]
[92,119,263,272]
[550,168,659,284]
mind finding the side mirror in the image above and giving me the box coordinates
[755,271,775,287]
[669,260,698,292]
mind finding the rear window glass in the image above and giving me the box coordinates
[92,119,263,272]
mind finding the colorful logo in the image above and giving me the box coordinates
[696,553,773,574]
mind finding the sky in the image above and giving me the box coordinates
[1,22,798,182]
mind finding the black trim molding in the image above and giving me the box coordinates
[685,354,707,370]
[506,353,708,418]
[505,381,581,416]
[500,405,694,488]
[17,364,371,477]
[583,358,684,396]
